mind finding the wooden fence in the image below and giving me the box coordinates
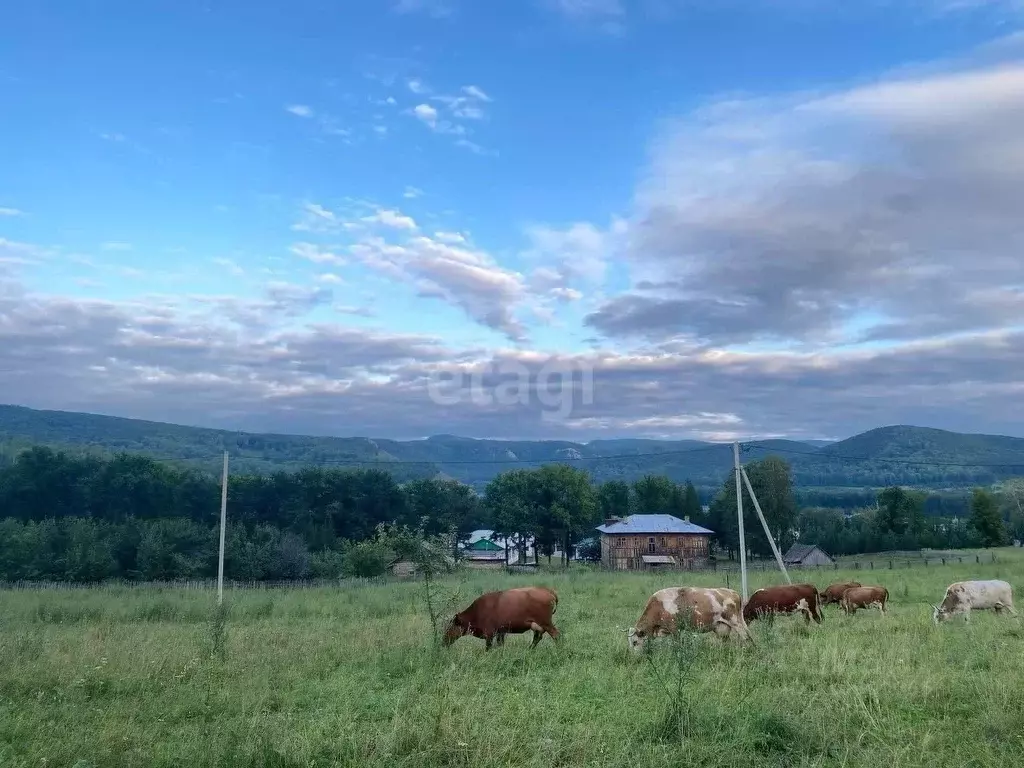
[697,551,998,573]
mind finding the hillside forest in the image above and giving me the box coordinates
[0,444,1021,583]
[4,405,1024,496]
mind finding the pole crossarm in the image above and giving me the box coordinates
[740,465,792,585]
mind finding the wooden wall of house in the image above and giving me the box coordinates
[601,533,710,570]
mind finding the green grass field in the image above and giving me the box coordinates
[3,550,1024,767]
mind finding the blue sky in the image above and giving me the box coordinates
[2,1,1024,440]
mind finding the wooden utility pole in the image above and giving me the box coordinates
[217,450,228,604]
[733,442,747,602]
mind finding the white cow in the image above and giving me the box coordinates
[932,579,1017,624]
[626,586,752,652]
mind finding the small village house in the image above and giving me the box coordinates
[459,530,535,567]
[783,543,835,567]
[596,514,714,570]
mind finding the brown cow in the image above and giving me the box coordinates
[742,583,822,624]
[819,581,861,606]
[442,586,560,650]
[840,585,888,616]
[626,586,751,652]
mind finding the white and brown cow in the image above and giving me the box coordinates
[932,579,1016,624]
[626,586,752,652]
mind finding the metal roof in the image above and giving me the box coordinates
[595,514,714,535]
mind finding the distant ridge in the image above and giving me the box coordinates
[1,404,1022,491]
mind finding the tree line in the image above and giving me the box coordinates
[0,445,1019,583]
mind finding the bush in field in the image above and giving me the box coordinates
[309,549,346,579]
[340,539,395,578]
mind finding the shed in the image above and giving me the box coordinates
[782,543,834,567]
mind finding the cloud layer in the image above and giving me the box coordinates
[4,35,1024,442]
[587,57,1024,351]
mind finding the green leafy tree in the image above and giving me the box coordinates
[683,480,702,522]
[632,475,676,514]
[875,486,927,547]
[969,487,1007,548]
[597,480,631,520]
[484,469,540,564]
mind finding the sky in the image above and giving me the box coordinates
[2,0,1024,442]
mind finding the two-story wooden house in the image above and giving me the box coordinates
[596,514,714,570]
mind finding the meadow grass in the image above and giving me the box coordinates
[2,550,1024,767]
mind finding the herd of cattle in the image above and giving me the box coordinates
[440,578,1018,652]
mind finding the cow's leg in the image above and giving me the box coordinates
[485,635,493,650]
[495,631,506,646]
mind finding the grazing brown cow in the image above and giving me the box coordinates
[840,585,888,616]
[626,586,751,652]
[442,586,560,650]
[819,581,862,606]
[742,583,822,624]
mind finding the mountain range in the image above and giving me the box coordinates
[2,404,1023,494]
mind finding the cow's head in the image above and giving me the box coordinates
[442,614,467,646]
[625,626,647,653]
[932,604,950,624]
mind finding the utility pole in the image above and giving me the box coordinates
[733,442,747,602]
[217,450,228,604]
[741,465,791,584]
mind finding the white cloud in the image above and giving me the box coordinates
[434,231,466,244]
[403,186,424,199]
[285,104,314,118]
[0,207,25,217]
[318,273,346,285]
[101,242,133,252]
[362,208,418,230]
[413,103,439,127]
[290,242,347,266]
[291,203,342,233]
[408,78,429,94]
[462,85,491,102]
[352,232,527,339]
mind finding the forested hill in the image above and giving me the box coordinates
[1,404,1023,491]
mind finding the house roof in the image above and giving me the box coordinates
[595,514,714,535]
[783,543,831,562]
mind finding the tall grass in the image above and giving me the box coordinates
[1,550,1023,766]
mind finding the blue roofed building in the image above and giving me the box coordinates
[595,514,714,571]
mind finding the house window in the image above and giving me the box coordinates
[648,537,655,553]
[659,537,666,548]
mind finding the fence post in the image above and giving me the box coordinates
[889,560,893,569]
[942,558,946,566]
[870,561,874,570]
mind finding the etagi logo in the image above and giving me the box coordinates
[426,359,595,422]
